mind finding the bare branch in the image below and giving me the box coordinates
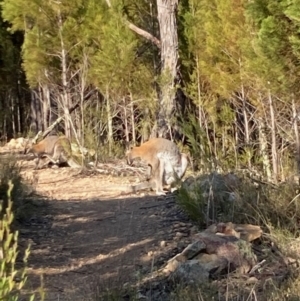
[105,0,112,8]
[103,0,160,48]
[126,20,161,49]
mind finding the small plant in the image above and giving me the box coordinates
[176,173,240,226]
[176,182,206,225]
[0,181,39,301]
[0,157,24,215]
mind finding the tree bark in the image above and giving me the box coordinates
[268,90,278,182]
[257,117,272,182]
[155,0,179,138]
[106,88,113,156]
[292,98,300,183]
[58,12,72,139]
[105,0,180,139]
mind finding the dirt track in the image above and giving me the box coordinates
[18,159,194,301]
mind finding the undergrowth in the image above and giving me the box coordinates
[0,156,44,300]
[174,171,300,301]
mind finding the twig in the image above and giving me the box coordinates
[249,259,266,275]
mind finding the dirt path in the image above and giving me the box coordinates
[18,160,195,301]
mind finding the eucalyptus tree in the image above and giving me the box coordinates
[105,0,180,138]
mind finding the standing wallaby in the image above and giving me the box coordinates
[24,135,81,169]
[126,138,189,195]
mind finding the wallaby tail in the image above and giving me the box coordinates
[67,157,82,169]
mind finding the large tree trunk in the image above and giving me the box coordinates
[155,0,179,138]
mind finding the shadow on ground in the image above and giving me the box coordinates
[20,189,188,301]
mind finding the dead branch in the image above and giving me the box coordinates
[103,1,161,49]
[126,21,161,49]
[32,99,81,143]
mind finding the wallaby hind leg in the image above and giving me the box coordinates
[53,141,81,168]
[51,145,68,164]
[35,155,55,169]
[145,165,152,181]
[153,159,165,195]
[132,159,165,195]
[42,153,60,165]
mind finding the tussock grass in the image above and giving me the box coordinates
[174,173,300,301]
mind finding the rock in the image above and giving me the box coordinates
[164,254,186,273]
[165,226,258,285]
[215,222,241,239]
[195,231,256,273]
[205,222,263,242]
[246,277,259,284]
[234,224,263,242]
[136,291,147,300]
[170,260,210,285]
[195,253,228,274]
[175,232,185,239]
[160,241,167,247]
[182,172,240,204]
[190,226,199,234]
[181,240,206,260]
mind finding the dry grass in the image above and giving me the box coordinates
[173,173,300,301]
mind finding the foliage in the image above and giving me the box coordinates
[179,113,213,171]
[0,180,42,301]
[0,157,24,215]
[177,173,300,235]
[176,173,240,226]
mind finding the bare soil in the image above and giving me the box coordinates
[17,158,194,301]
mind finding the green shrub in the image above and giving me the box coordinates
[177,173,300,233]
[0,181,39,301]
[176,173,240,226]
[0,157,24,217]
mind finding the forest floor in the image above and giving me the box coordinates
[16,158,195,301]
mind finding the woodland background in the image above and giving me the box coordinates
[1,0,300,183]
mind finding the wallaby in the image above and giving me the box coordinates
[126,138,189,195]
[24,135,81,169]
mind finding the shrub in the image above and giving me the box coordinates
[0,181,39,301]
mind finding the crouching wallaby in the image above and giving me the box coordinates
[126,138,189,195]
[24,135,81,169]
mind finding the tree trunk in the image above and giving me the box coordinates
[130,95,136,144]
[30,88,43,133]
[58,12,72,139]
[106,88,113,156]
[268,91,278,182]
[123,97,129,143]
[155,0,179,138]
[104,0,180,139]
[240,85,251,169]
[257,117,272,182]
[292,98,300,183]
